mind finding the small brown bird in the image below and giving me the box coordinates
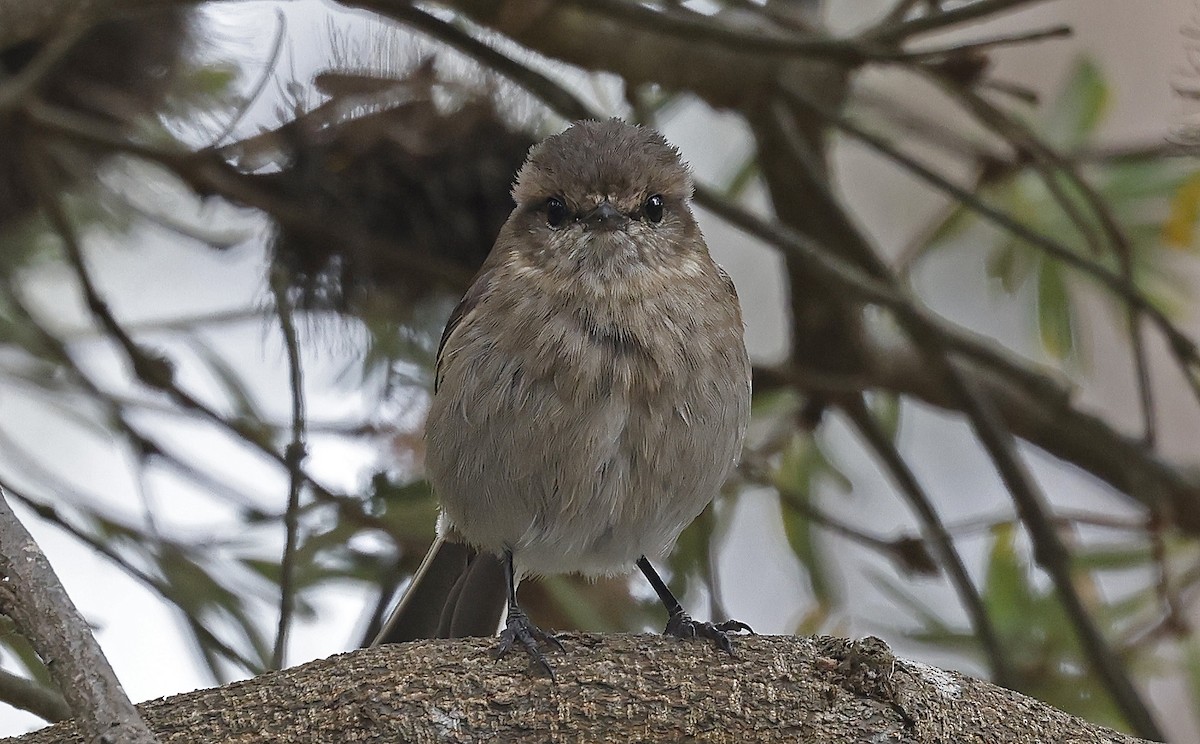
[373,119,751,676]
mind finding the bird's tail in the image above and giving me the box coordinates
[368,533,507,646]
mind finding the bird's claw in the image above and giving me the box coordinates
[664,611,753,655]
[492,608,564,680]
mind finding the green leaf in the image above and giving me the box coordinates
[723,154,760,201]
[1103,159,1193,202]
[153,541,274,671]
[1071,543,1154,571]
[986,238,1034,293]
[774,433,849,603]
[183,63,239,98]
[372,476,439,543]
[867,570,981,655]
[981,523,1033,633]
[1164,171,1200,249]
[1036,258,1076,359]
[0,615,54,687]
[866,392,902,442]
[667,499,718,605]
[1186,637,1200,710]
[1043,57,1108,150]
[924,202,975,248]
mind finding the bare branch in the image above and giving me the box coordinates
[0,668,69,723]
[870,0,1056,42]
[839,397,1014,688]
[939,360,1162,739]
[0,487,157,743]
[896,24,1071,61]
[556,0,865,60]
[939,81,1165,442]
[0,484,264,676]
[742,95,1162,733]
[269,275,308,671]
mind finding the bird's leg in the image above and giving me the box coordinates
[636,556,752,655]
[492,549,563,679]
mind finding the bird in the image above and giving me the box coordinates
[371,118,751,677]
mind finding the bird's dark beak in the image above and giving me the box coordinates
[582,201,627,232]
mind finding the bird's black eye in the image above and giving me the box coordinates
[546,197,569,228]
[644,194,665,223]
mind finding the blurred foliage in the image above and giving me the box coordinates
[920,57,1200,363]
[880,523,1162,731]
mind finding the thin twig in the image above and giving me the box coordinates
[26,102,475,290]
[1148,512,1189,636]
[58,307,267,340]
[209,8,288,147]
[22,137,381,532]
[945,509,1149,537]
[738,434,938,574]
[767,97,1161,737]
[943,83,1162,444]
[941,360,1162,739]
[880,0,927,26]
[895,25,1071,61]
[29,138,188,405]
[697,185,1067,403]
[382,5,594,121]
[778,84,1200,404]
[869,0,1054,42]
[270,275,307,671]
[0,295,288,517]
[852,86,1001,162]
[839,397,1014,687]
[0,482,263,676]
[777,482,914,556]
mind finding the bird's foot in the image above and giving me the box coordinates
[493,607,564,680]
[664,611,753,655]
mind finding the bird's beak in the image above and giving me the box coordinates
[582,201,628,232]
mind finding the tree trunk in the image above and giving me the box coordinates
[6,634,1149,743]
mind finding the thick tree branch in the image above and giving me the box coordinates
[8,635,1149,744]
[371,0,802,110]
[858,345,1200,530]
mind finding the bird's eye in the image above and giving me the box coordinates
[545,197,569,228]
[644,194,665,223]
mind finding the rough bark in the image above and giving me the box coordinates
[7,635,1147,743]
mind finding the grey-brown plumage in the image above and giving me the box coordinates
[374,119,751,672]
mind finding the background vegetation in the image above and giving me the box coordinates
[0,0,1197,740]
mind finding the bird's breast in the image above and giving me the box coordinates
[427,259,749,575]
